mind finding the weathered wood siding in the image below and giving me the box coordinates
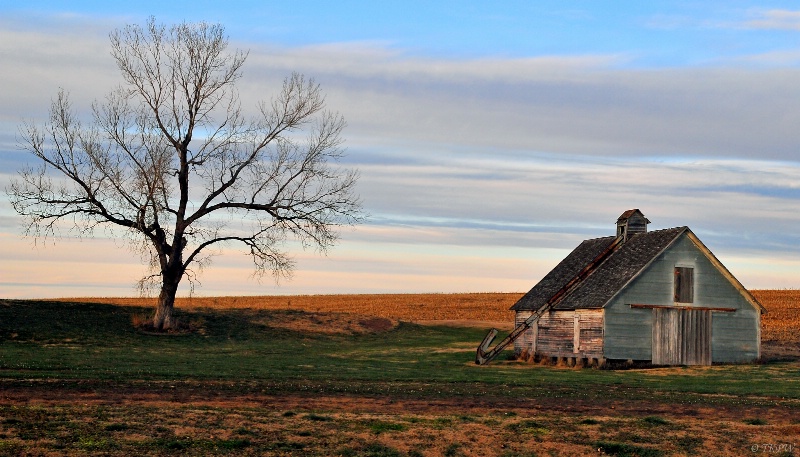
[605,233,761,363]
[515,309,603,359]
[575,309,604,358]
[536,311,574,356]
[513,311,536,354]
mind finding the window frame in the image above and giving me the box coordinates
[674,266,694,303]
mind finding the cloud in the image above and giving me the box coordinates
[5,14,800,165]
[0,15,120,119]
[725,49,800,66]
[352,153,800,247]
[744,9,800,31]
[231,42,800,163]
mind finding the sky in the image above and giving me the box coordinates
[2,1,800,298]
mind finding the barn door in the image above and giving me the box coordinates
[652,308,711,365]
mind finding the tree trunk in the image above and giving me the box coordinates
[153,277,179,330]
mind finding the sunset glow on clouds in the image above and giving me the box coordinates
[2,2,800,298]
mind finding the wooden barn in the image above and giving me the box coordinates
[506,209,764,366]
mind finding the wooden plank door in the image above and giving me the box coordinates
[681,309,711,365]
[652,308,711,365]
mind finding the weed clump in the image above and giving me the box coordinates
[339,442,401,457]
[642,416,670,426]
[364,420,407,434]
[595,440,664,457]
[743,418,767,425]
[676,436,703,453]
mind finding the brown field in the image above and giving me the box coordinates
[58,293,520,326]
[751,289,800,343]
[61,289,799,343]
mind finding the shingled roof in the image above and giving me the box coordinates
[511,226,688,311]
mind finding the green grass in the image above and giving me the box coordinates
[364,419,408,434]
[1,299,799,406]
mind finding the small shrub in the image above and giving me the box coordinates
[506,419,548,435]
[367,420,407,434]
[154,438,190,450]
[103,423,128,431]
[595,441,663,457]
[432,417,453,428]
[676,436,703,453]
[78,436,114,451]
[269,440,305,451]
[579,418,600,425]
[500,452,538,457]
[642,416,670,426]
[215,438,251,450]
[361,442,402,457]
[444,443,462,457]
[305,413,332,422]
[743,418,767,425]
[234,427,257,436]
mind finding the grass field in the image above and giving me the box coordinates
[60,289,799,343]
[1,292,798,456]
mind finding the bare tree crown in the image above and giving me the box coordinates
[8,18,362,306]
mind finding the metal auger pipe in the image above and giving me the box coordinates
[475,323,531,365]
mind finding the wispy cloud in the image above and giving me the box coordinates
[744,9,800,31]
[235,43,800,162]
[725,49,800,66]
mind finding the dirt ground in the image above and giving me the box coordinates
[1,374,798,456]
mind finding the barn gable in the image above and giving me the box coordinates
[603,230,763,362]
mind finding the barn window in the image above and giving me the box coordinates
[674,267,694,303]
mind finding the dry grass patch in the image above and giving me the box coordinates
[257,311,397,336]
[54,293,520,322]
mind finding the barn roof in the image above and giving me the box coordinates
[511,226,688,311]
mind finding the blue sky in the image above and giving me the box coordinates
[1,1,800,297]
[11,1,800,64]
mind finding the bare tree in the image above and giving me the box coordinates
[7,18,362,330]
